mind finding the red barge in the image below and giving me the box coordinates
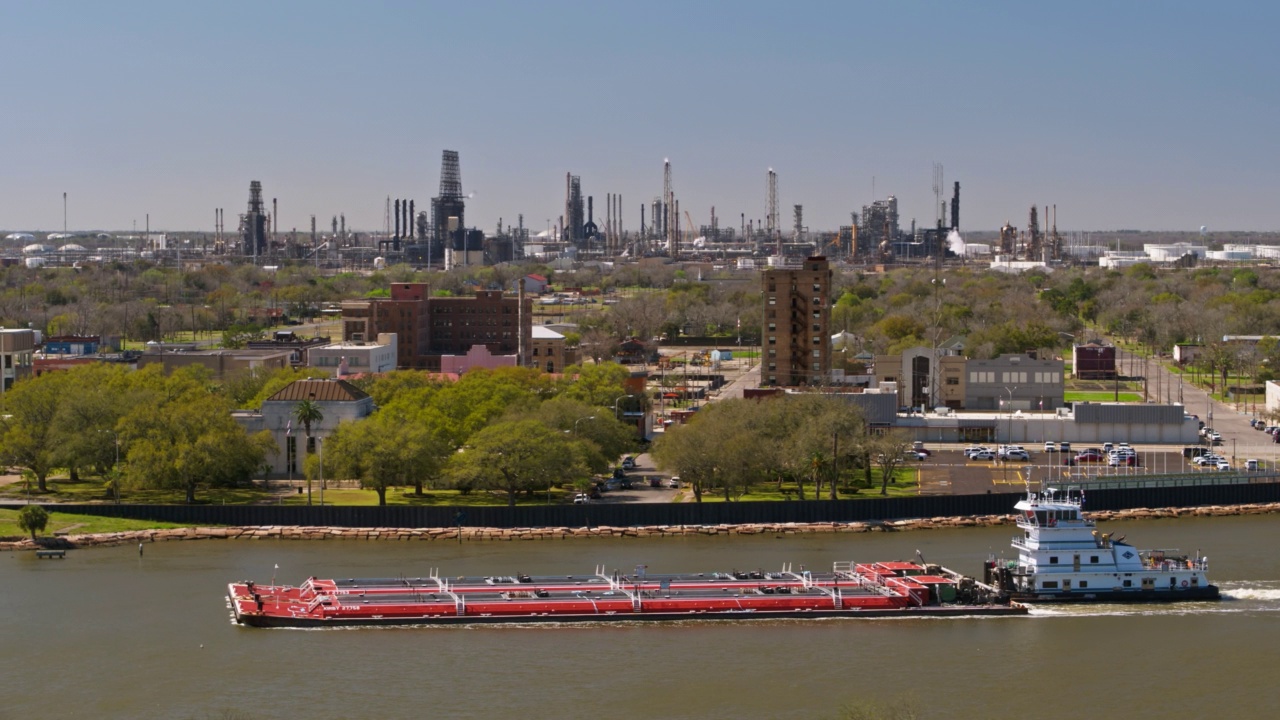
[227,561,1025,627]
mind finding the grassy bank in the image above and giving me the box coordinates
[0,508,186,538]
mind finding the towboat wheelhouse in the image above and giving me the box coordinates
[986,488,1219,602]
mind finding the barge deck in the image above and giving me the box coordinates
[228,561,1026,628]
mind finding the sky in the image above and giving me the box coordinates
[4,1,1279,236]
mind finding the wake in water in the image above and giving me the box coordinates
[1025,580,1280,618]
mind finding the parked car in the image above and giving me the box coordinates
[962,445,988,458]
[1044,441,1058,453]
[1192,454,1224,467]
[668,477,681,488]
[969,450,996,461]
[1216,460,1233,471]
[1059,441,1071,453]
[1074,451,1106,464]
[1102,442,1114,453]
[621,456,636,470]
[1003,449,1031,462]
[904,450,928,461]
[1108,454,1140,467]
[573,493,591,504]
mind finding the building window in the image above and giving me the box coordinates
[768,349,776,357]
[768,363,776,371]
[812,350,820,358]
[812,297,821,306]
[768,297,776,305]
[768,323,776,331]
[769,336,776,345]
[813,283,821,292]
[945,377,959,386]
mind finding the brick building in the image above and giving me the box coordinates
[760,257,832,387]
[340,283,532,371]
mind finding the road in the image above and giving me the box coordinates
[1116,345,1274,462]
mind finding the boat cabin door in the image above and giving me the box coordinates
[1073,554,1081,572]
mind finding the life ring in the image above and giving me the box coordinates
[1181,580,1189,588]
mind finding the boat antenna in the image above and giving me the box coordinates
[916,549,925,565]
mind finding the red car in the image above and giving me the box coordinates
[1070,451,1106,465]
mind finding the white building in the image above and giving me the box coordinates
[309,333,398,377]
[233,378,375,477]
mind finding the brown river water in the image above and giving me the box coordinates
[2,513,1277,720]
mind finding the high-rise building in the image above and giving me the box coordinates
[760,257,832,387]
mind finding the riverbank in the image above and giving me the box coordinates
[4,501,1280,552]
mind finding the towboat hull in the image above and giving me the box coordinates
[1009,585,1221,603]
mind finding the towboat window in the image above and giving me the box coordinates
[1090,556,1099,564]
[1123,580,1132,588]
[1049,556,1058,564]
[1042,581,1059,589]
[1079,581,1088,588]
[1191,577,1199,586]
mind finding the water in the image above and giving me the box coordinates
[2,514,1278,720]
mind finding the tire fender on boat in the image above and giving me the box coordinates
[1181,580,1189,588]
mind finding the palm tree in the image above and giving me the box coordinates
[292,400,324,505]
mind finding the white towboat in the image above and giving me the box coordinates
[986,489,1219,602]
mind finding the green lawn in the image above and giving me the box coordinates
[0,508,186,539]
[277,487,578,507]
[0,477,273,505]
[695,469,918,502]
[1064,391,1143,403]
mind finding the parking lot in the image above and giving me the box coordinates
[911,442,1272,495]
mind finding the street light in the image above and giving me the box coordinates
[1002,386,1019,446]
[573,416,597,434]
[613,394,635,421]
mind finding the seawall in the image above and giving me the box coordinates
[4,501,1279,552]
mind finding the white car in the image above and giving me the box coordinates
[1044,442,1057,452]
[1192,454,1223,467]
[668,477,681,488]
[969,450,996,461]
[1215,460,1232,471]
[1002,449,1031,462]
[573,493,591,504]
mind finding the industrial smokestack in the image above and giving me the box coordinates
[951,182,960,231]
[394,199,401,239]
[272,198,277,236]
[409,200,415,239]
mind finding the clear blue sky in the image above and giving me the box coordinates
[4,1,1278,235]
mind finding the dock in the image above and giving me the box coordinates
[35,549,67,559]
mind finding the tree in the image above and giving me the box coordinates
[17,504,49,541]
[0,370,72,492]
[122,385,274,504]
[445,419,585,506]
[326,409,450,505]
[291,400,324,504]
[869,431,914,495]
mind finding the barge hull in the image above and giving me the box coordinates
[232,604,1028,628]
